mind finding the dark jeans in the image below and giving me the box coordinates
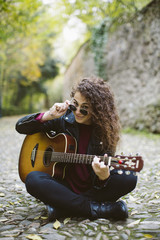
[25,170,137,217]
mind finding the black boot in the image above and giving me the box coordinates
[90,200,128,220]
[46,205,57,222]
[46,205,70,222]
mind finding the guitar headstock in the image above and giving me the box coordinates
[111,154,144,173]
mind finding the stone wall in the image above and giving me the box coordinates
[64,0,160,133]
[63,42,96,98]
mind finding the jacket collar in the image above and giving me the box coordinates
[63,110,102,145]
[62,110,76,124]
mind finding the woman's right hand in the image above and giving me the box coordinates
[42,100,70,121]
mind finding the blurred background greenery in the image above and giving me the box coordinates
[0,0,151,116]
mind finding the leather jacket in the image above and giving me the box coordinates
[16,110,110,188]
[16,109,105,156]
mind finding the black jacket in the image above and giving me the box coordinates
[16,110,110,188]
[16,110,106,155]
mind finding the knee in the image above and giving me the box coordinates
[25,171,45,194]
[111,170,138,194]
[25,171,52,193]
[124,172,138,192]
[26,170,40,182]
[25,171,38,193]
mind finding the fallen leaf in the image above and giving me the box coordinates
[34,216,40,220]
[2,229,21,237]
[64,217,70,225]
[155,194,159,199]
[130,210,138,215]
[127,219,141,228]
[143,234,153,238]
[53,219,61,229]
[129,195,137,202]
[0,217,8,222]
[26,234,43,240]
[156,171,160,176]
[7,211,15,214]
[0,193,5,197]
[15,184,22,189]
[41,216,48,220]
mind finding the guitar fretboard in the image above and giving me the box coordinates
[48,152,143,172]
[51,152,111,164]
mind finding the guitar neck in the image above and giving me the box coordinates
[51,152,143,172]
[52,152,110,165]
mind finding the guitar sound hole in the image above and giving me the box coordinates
[43,147,53,166]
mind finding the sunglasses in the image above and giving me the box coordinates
[69,104,88,116]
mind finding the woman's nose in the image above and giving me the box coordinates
[75,106,81,114]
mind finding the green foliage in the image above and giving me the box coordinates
[123,128,160,140]
[0,0,153,116]
[40,58,59,81]
[52,0,152,31]
[46,76,64,105]
[52,0,152,81]
[11,56,59,111]
[88,0,152,80]
[90,19,109,80]
[0,0,59,116]
[0,0,42,42]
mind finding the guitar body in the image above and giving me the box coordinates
[18,132,77,183]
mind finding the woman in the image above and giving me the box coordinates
[16,76,137,221]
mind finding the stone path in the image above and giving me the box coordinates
[0,116,160,240]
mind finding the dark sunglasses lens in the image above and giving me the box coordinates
[80,109,88,116]
[69,104,76,111]
[69,104,88,116]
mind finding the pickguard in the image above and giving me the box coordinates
[31,143,38,167]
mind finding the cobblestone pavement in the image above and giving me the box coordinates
[0,116,160,240]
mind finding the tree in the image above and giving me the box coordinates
[49,0,152,31]
[12,54,59,112]
[0,0,153,116]
[0,0,59,116]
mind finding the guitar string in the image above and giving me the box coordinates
[29,150,142,170]
[32,150,140,161]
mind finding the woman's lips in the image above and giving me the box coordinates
[75,114,83,119]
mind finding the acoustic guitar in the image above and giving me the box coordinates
[18,132,144,183]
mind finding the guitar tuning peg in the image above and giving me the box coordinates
[118,170,123,175]
[136,152,140,156]
[125,171,131,175]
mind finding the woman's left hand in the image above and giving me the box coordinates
[92,154,110,181]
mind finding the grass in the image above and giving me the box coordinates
[122,128,160,140]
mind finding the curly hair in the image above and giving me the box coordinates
[71,76,121,155]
